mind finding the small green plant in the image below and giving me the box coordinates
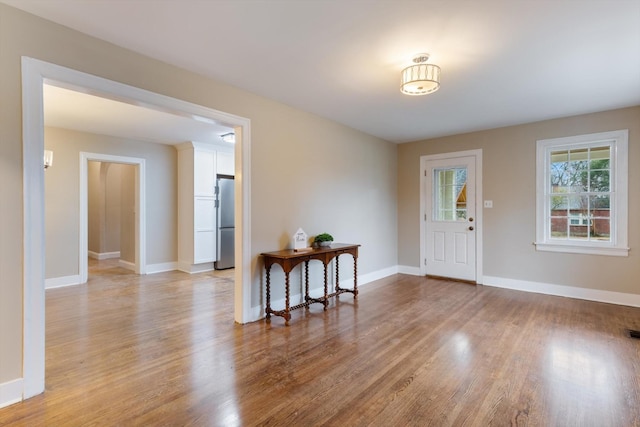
[314,233,334,243]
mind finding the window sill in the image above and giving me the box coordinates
[534,242,629,257]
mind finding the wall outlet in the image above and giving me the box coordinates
[484,200,493,208]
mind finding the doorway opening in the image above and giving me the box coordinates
[22,57,252,400]
[82,156,144,282]
[86,161,133,271]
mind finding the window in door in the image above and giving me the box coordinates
[433,167,467,221]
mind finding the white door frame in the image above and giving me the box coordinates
[21,57,253,399]
[420,149,483,282]
[80,154,146,282]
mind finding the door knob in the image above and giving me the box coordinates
[468,226,474,231]
[469,217,474,222]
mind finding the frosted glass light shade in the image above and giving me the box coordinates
[400,63,441,95]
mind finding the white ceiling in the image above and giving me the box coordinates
[43,84,234,145]
[6,0,640,143]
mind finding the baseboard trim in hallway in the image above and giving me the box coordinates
[45,275,82,289]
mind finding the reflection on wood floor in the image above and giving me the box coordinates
[1,266,639,425]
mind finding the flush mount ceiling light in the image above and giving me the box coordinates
[220,132,235,144]
[400,53,441,96]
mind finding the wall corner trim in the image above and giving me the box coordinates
[176,261,214,274]
[398,265,422,276]
[45,275,82,289]
[118,260,136,271]
[88,251,121,260]
[0,378,24,409]
[146,262,179,274]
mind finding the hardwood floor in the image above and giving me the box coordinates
[1,261,639,426]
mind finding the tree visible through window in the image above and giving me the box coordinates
[549,146,610,241]
[536,130,628,256]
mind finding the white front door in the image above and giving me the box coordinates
[423,153,479,281]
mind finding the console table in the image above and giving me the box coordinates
[261,243,360,325]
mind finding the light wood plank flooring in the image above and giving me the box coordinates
[1,260,639,426]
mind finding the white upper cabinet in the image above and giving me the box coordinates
[217,151,234,176]
[194,149,216,196]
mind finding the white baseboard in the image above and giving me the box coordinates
[0,378,23,409]
[398,265,422,276]
[45,274,82,289]
[250,265,399,321]
[88,251,120,260]
[176,261,214,274]
[46,262,181,286]
[146,262,178,274]
[118,259,136,271]
[483,275,640,308]
[338,265,398,288]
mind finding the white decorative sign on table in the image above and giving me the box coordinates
[293,228,310,251]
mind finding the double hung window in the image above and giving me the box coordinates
[535,130,628,256]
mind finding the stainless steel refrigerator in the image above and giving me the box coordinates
[214,176,234,269]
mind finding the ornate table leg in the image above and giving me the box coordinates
[266,265,272,320]
[353,254,358,298]
[335,256,341,293]
[323,262,328,310]
[285,271,291,325]
[304,260,310,308]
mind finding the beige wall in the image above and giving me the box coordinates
[100,162,125,253]
[120,163,136,264]
[87,161,101,254]
[44,127,177,279]
[0,4,398,385]
[398,106,640,294]
[104,163,125,254]
[87,162,126,256]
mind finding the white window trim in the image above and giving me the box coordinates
[535,129,629,257]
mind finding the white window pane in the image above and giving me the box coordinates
[536,129,627,256]
[433,167,467,221]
